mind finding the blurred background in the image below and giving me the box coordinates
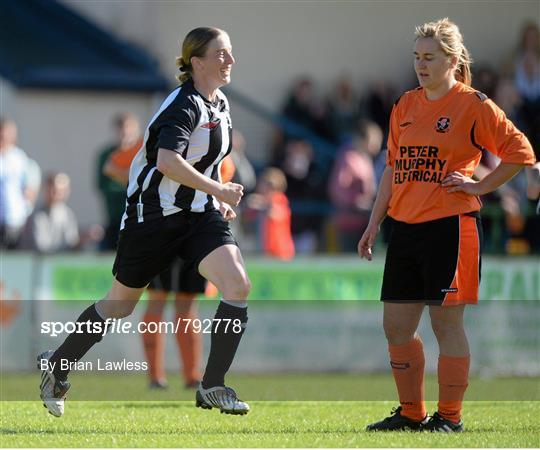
[0,0,538,384]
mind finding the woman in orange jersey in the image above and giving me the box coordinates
[358,18,535,433]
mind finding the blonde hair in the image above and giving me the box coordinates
[176,27,224,84]
[415,18,472,86]
[261,168,287,193]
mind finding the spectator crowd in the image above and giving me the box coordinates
[2,22,538,257]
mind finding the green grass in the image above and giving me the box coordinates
[1,374,539,447]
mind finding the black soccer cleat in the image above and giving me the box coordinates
[149,380,169,390]
[423,412,464,432]
[366,406,428,431]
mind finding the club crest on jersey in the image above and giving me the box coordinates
[201,119,221,129]
[435,117,451,133]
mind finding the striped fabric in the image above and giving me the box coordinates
[120,79,232,230]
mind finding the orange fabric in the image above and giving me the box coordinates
[141,312,166,382]
[109,138,143,170]
[205,282,219,298]
[262,192,295,260]
[220,156,236,183]
[387,82,536,224]
[438,355,470,423]
[444,215,480,305]
[388,337,426,421]
[174,312,202,384]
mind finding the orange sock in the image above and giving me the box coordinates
[141,312,166,383]
[175,312,202,384]
[388,336,426,421]
[438,354,470,423]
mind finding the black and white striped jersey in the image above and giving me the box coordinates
[120,79,232,230]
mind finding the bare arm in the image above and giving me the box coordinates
[442,162,526,196]
[367,166,393,227]
[156,149,243,206]
[103,160,129,185]
[526,162,540,200]
[358,166,393,260]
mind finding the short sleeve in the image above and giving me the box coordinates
[156,99,200,155]
[475,99,536,165]
[386,102,401,167]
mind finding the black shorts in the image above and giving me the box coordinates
[147,257,206,293]
[113,209,237,288]
[381,213,483,305]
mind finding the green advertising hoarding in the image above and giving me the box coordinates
[41,256,539,301]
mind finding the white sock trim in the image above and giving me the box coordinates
[93,302,109,320]
[220,298,247,309]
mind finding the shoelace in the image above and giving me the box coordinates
[380,406,402,423]
[206,387,239,406]
[224,387,240,400]
[53,381,70,399]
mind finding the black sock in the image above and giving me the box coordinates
[202,301,248,388]
[49,304,107,381]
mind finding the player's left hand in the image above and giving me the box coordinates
[441,172,482,195]
[219,202,237,221]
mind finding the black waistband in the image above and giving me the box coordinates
[463,211,481,219]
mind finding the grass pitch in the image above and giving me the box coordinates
[1,373,539,447]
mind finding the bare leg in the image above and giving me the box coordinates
[142,289,168,384]
[174,293,202,385]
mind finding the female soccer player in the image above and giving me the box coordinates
[358,18,535,432]
[39,27,251,417]
[142,162,235,390]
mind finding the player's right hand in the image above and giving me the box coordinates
[218,182,244,206]
[358,224,379,261]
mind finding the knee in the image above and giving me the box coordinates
[146,300,167,315]
[222,274,251,301]
[431,318,460,342]
[174,295,197,315]
[383,320,417,346]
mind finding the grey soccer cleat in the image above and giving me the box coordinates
[196,384,250,415]
[37,350,70,417]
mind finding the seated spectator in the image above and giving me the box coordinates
[246,168,294,260]
[472,64,499,99]
[327,75,361,144]
[96,113,142,250]
[282,77,317,131]
[328,120,381,253]
[362,80,396,138]
[281,139,326,253]
[0,118,41,249]
[230,129,256,194]
[503,22,540,158]
[19,172,79,253]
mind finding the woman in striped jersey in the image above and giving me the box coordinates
[38,27,251,417]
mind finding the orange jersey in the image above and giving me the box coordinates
[220,155,236,183]
[386,82,535,223]
[262,192,295,260]
[109,138,143,170]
